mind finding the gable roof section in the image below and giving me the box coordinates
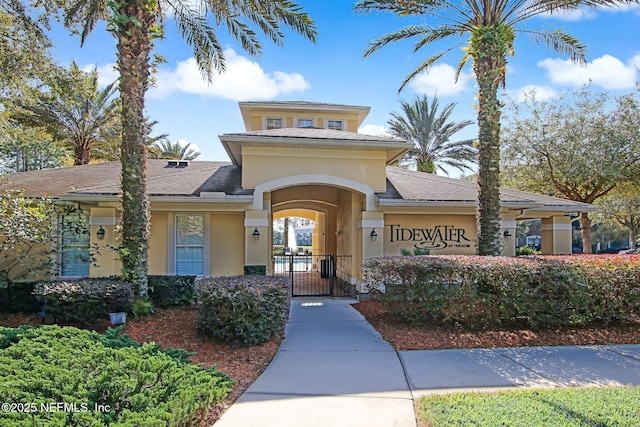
[0,160,249,199]
[380,167,594,212]
[220,127,410,166]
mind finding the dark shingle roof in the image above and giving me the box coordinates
[0,160,250,197]
[380,167,593,210]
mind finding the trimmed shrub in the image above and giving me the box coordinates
[244,265,267,275]
[34,279,134,325]
[363,255,640,330]
[0,281,40,313]
[197,275,291,345]
[0,325,233,426]
[148,275,196,307]
[516,245,542,256]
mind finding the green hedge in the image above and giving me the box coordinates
[196,275,291,345]
[363,255,640,330]
[0,281,40,313]
[0,325,232,426]
[34,279,134,325]
[148,275,196,307]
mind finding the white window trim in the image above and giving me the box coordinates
[57,212,91,278]
[264,116,284,130]
[296,117,314,128]
[326,118,344,131]
[167,213,210,277]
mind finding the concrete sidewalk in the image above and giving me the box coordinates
[214,299,416,427]
[214,299,640,426]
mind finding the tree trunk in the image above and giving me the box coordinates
[579,212,592,254]
[115,1,155,297]
[417,159,436,174]
[472,27,510,256]
[630,227,637,249]
[74,143,90,165]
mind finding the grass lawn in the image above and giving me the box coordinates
[417,386,640,427]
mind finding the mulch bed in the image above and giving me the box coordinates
[352,300,640,351]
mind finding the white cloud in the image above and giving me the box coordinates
[358,124,389,137]
[149,48,310,100]
[507,85,559,103]
[542,8,597,22]
[408,63,471,97]
[538,54,638,90]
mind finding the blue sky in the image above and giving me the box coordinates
[49,1,640,167]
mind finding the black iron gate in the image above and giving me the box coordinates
[273,254,352,297]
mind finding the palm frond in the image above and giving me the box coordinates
[354,0,440,16]
[522,29,587,64]
[363,25,430,57]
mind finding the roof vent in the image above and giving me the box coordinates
[167,160,189,168]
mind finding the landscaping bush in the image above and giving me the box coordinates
[148,275,196,307]
[197,275,291,345]
[34,279,134,325]
[0,325,233,426]
[0,281,40,313]
[363,255,640,330]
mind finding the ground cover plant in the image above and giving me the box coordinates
[363,255,640,330]
[0,324,233,426]
[417,386,640,426]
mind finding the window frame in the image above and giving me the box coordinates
[327,119,343,131]
[266,117,283,130]
[297,118,313,128]
[58,211,91,278]
[168,213,210,277]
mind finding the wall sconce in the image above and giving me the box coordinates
[370,228,378,241]
[96,225,106,240]
[503,230,512,241]
[252,227,260,241]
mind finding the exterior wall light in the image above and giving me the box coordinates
[252,227,260,241]
[503,230,512,241]
[370,228,378,241]
[96,225,106,240]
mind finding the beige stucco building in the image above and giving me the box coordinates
[2,101,593,295]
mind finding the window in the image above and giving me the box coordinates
[327,120,343,131]
[266,118,282,129]
[297,119,313,128]
[175,214,204,275]
[60,213,90,277]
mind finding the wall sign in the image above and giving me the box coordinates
[388,224,472,250]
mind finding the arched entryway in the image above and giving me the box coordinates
[269,183,364,297]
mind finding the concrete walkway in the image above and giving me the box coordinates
[214,299,640,426]
[214,299,416,427]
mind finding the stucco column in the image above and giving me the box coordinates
[500,213,516,257]
[359,212,384,292]
[89,207,119,277]
[541,216,573,255]
[244,210,270,271]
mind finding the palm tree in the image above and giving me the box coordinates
[151,139,201,161]
[11,63,120,165]
[389,95,475,175]
[355,0,633,255]
[60,0,316,296]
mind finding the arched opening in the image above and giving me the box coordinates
[269,184,363,297]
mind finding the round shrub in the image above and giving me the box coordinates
[196,276,291,345]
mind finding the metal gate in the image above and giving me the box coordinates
[273,254,352,297]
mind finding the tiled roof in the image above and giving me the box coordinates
[0,160,250,197]
[239,101,370,109]
[381,167,593,210]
